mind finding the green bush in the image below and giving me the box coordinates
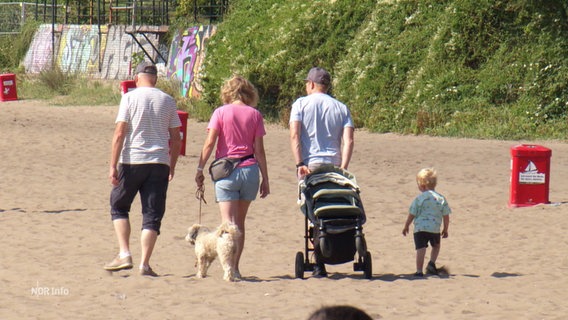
[200,0,377,122]
[198,0,568,139]
[0,21,39,73]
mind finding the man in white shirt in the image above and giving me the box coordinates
[104,61,181,277]
[289,67,355,277]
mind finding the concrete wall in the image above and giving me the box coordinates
[23,24,59,74]
[23,24,213,88]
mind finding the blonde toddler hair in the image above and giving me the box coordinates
[220,75,259,107]
[417,168,437,190]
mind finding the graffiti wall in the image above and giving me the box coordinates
[22,24,213,95]
[57,25,103,75]
[100,25,160,79]
[99,25,133,79]
[23,24,61,73]
[167,25,217,98]
[24,24,161,79]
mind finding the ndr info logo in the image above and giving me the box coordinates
[31,281,70,296]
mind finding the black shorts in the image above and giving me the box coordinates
[413,231,441,250]
[110,164,170,234]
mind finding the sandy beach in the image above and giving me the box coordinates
[1,100,568,319]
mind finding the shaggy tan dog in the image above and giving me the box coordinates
[185,222,241,281]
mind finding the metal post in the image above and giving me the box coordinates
[51,0,55,69]
[64,0,69,24]
[193,0,197,22]
[21,2,26,28]
[209,0,213,23]
[151,0,158,26]
[98,0,101,72]
[166,0,170,25]
[132,0,136,27]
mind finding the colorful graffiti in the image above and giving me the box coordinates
[23,24,58,73]
[100,25,137,80]
[57,25,102,75]
[22,24,213,93]
[167,25,216,98]
[23,24,160,80]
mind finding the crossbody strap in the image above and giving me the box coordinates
[239,154,255,161]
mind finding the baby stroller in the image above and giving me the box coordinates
[294,165,372,279]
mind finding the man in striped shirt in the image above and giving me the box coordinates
[104,61,181,277]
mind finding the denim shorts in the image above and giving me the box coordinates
[215,163,260,202]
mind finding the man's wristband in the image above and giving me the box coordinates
[296,162,306,168]
[197,167,203,172]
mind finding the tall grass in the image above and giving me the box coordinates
[17,68,193,109]
[18,69,121,106]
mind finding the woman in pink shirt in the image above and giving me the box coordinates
[195,76,270,279]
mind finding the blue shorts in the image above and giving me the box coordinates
[413,231,441,250]
[215,164,260,202]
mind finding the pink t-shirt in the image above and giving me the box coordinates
[208,104,266,167]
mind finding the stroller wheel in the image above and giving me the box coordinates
[295,252,305,279]
[363,251,373,279]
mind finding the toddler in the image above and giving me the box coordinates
[402,168,451,277]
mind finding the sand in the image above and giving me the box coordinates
[1,100,568,319]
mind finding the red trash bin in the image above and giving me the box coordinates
[0,73,18,101]
[509,144,551,208]
[177,110,188,156]
[120,80,136,95]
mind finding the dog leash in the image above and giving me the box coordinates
[195,185,207,224]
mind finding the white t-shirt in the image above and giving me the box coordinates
[289,93,353,166]
[116,87,181,165]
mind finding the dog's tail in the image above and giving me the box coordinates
[216,221,240,238]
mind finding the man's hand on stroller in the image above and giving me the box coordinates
[297,164,310,179]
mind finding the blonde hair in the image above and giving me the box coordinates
[220,75,259,107]
[417,168,437,190]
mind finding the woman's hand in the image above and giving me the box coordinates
[259,179,270,198]
[195,170,205,187]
